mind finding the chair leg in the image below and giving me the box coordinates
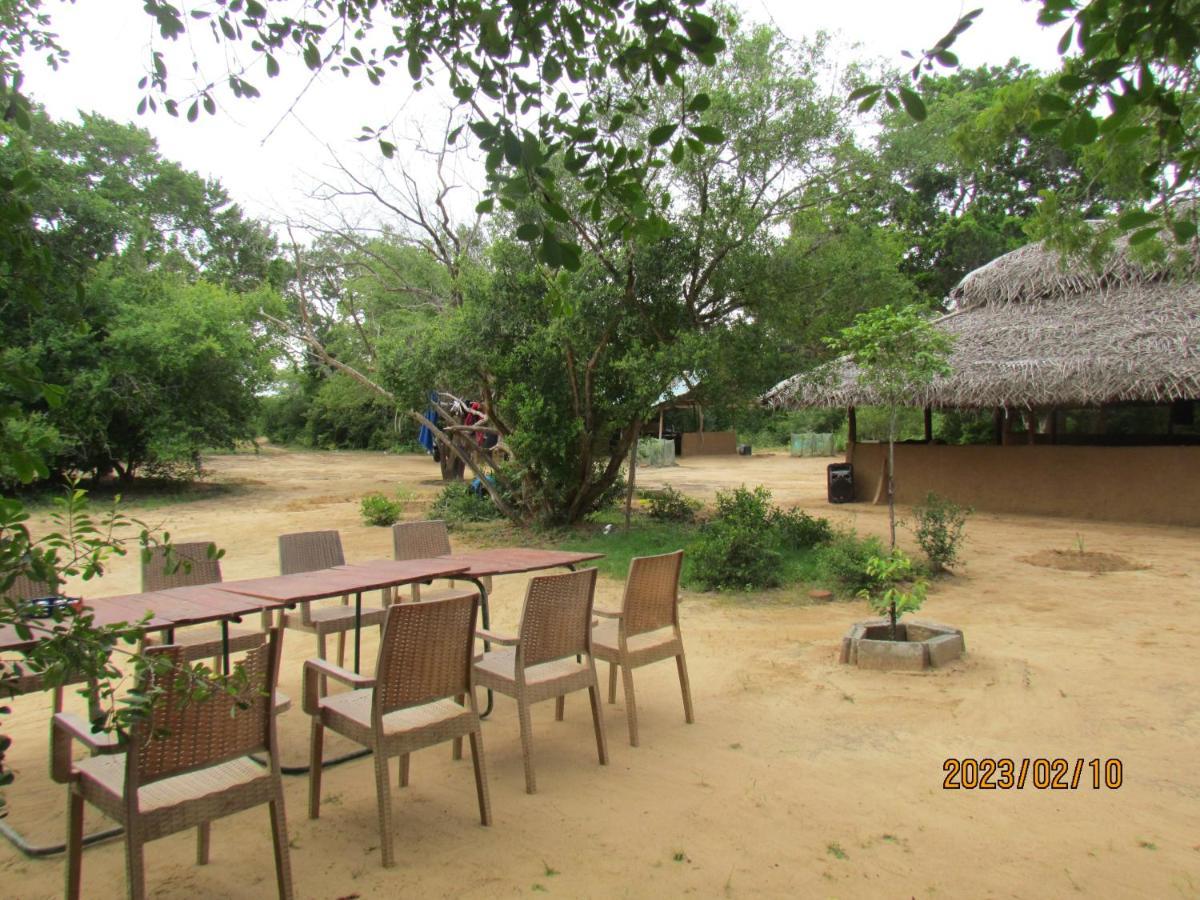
[676,651,695,724]
[373,752,395,868]
[125,830,146,900]
[517,697,537,794]
[621,663,640,747]
[66,790,84,900]
[269,779,295,900]
[399,753,410,788]
[308,721,324,819]
[555,696,565,721]
[607,662,617,704]
[468,728,492,827]
[196,823,210,864]
[588,682,609,766]
[316,632,328,696]
[336,632,346,668]
[452,694,464,760]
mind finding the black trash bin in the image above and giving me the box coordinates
[827,462,854,504]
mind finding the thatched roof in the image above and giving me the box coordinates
[764,238,1200,410]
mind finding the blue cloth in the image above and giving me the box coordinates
[418,392,438,453]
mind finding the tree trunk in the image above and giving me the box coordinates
[887,407,897,552]
[624,434,638,531]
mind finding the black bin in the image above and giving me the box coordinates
[827,462,854,504]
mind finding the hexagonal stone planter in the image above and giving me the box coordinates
[839,619,965,671]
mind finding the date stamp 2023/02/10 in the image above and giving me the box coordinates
[943,758,1123,790]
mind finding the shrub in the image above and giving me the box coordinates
[688,486,782,590]
[769,506,833,549]
[429,481,503,527]
[817,529,885,596]
[360,492,403,527]
[910,492,971,573]
[643,486,700,523]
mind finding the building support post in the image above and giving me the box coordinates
[923,407,933,443]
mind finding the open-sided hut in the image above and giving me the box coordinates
[764,238,1200,525]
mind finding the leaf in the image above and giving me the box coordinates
[475,198,494,215]
[379,140,396,158]
[648,123,677,146]
[687,93,711,113]
[898,87,927,121]
[1118,209,1157,230]
[265,54,279,78]
[543,55,561,83]
[848,84,881,102]
[516,222,541,241]
[1172,219,1197,243]
[186,100,199,122]
[687,124,724,145]
[1128,226,1160,246]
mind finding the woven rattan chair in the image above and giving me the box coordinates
[473,567,607,794]
[141,542,267,661]
[278,530,388,676]
[304,594,491,868]
[2,572,89,712]
[53,629,293,900]
[592,550,694,747]
[390,520,483,603]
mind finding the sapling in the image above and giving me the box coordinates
[857,550,928,641]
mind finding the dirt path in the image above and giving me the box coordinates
[3,448,1198,898]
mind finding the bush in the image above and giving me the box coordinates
[689,486,782,590]
[816,529,885,595]
[429,481,503,527]
[910,492,971,573]
[643,486,700,523]
[769,506,833,549]
[360,492,403,527]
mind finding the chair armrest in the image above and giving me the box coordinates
[302,658,375,715]
[593,607,622,618]
[476,628,519,647]
[51,712,121,784]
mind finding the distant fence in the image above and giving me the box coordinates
[638,438,676,467]
[790,432,838,457]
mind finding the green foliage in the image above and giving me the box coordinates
[360,492,403,527]
[769,506,834,550]
[643,486,700,523]
[910,492,971,573]
[429,481,503,528]
[689,486,782,590]
[857,549,928,639]
[817,530,886,596]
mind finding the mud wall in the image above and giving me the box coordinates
[680,430,737,457]
[846,442,1200,526]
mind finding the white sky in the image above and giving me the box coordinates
[20,1,1066,229]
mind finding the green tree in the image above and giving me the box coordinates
[827,305,953,550]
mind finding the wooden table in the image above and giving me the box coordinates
[434,548,604,715]
[220,559,470,672]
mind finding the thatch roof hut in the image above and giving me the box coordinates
[764,237,1200,410]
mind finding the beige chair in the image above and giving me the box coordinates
[304,594,491,868]
[390,520,482,603]
[474,567,607,794]
[3,573,87,712]
[53,630,293,900]
[592,550,694,747]
[141,542,267,662]
[278,530,388,675]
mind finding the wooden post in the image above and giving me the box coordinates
[658,409,664,439]
[993,407,1004,445]
[847,407,857,445]
[1048,407,1059,444]
[923,407,933,443]
[1027,408,1037,445]
[1001,408,1013,446]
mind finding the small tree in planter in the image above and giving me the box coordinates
[910,491,971,574]
[827,305,953,550]
[858,549,928,641]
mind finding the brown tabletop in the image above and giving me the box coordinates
[219,559,470,603]
[437,548,603,579]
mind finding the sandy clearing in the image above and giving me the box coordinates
[2,448,1199,899]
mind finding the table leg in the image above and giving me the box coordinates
[463,576,493,718]
[220,620,230,675]
[354,591,362,674]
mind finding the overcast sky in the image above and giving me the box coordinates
[20,1,1066,228]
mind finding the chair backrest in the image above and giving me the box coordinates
[142,542,222,592]
[622,550,684,637]
[129,628,280,788]
[278,530,345,575]
[3,572,60,601]
[391,520,453,561]
[373,593,477,717]
[518,568,598,667]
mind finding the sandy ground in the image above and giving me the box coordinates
[2,448,1199,899]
